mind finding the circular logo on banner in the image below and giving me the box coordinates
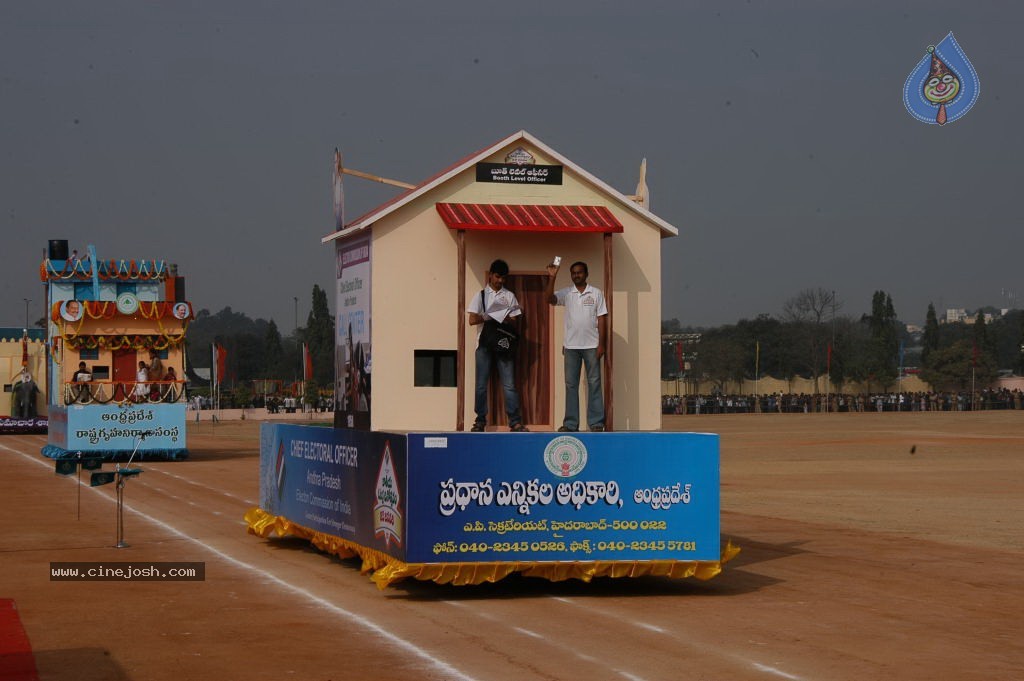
[543,436,588,478]
[116,292,139,315]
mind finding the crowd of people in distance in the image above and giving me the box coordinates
[187,393,334,413]
[662,388,1024,414]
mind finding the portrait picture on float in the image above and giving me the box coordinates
[60,299,83,322]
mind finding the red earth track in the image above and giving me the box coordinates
[1,412,1021,680]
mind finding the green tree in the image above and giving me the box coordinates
[972,310,996,362]
[982,310,1024,371]
[920,340,998,391]
[922,303,940,367]
[304,285,335,389]
[303,378,319,411]
[735,314,799,380]
[263,319,286,379]
[692,329,746,393]
[234,383,253,409]
[1019,314,1024,375]
[661,318,683,334]
[866,291,899,389]
[828,316,872,388]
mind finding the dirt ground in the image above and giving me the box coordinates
[1,412,1021,681]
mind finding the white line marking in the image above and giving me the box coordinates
[513,627,542,639]
[147,467,256,505]
[1,442,479,681]
[615,670,649,681]
[752,662,802,680]
[552,590,804,680]
[635,622,665,634]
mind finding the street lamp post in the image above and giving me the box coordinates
[23,298,31,329]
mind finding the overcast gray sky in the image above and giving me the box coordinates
[2,1,1021,331]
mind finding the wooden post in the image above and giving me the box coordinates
[603,232,613,431]
[340,167,416,190]
[456,230,466,431]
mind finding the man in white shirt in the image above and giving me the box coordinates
[467,259,527,432]
[546,260,608,431]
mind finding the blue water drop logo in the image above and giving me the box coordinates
[903,32,980,125]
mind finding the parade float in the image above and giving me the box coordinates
[40,241,192,461]
[247,131,738,587]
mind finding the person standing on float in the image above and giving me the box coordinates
[467,259,527,432]
[546,260,607,432]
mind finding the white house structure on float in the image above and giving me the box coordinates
[323,130,679,432]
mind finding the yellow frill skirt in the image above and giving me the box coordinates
[245,507,740,590]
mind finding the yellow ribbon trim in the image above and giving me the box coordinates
[245,507,740,590]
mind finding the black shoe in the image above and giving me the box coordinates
[470,422,485,432]
[589,425,605,432]
[557,426,578,432]
[510,423,529,432]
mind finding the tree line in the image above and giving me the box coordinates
[184,284,335,396]
[663,288,1024,393]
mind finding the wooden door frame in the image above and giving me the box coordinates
[455,229,615,431]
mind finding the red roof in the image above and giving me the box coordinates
[436,203,623,233]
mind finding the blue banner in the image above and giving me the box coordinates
[53,404,186,451]
[406,432,718,563]
[259,424,408,560]
[259,426,719,566]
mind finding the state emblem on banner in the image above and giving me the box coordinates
[543,436,588,478]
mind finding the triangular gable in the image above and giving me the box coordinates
[322,130,678,243]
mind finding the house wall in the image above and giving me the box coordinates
[363,140,667,431]
[370,194,462,431]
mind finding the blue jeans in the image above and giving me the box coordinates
[563,347,604,430]
[474,345,522,426]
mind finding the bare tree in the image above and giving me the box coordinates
[781,288,842,395]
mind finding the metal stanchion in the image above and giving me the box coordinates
[113,431,150,549]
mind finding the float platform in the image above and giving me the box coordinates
[247,423,738,589]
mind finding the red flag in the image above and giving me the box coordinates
[303,343,313,381]
[216,343,227,383]
[827,343,832,371]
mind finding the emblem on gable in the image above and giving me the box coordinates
[505,147,535,166]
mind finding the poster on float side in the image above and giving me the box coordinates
[335,237,371,430]
[259,425,719,566]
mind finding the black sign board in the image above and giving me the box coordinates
[55,459,78,476]
[90,471,116,487]
[476,163,563,185]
